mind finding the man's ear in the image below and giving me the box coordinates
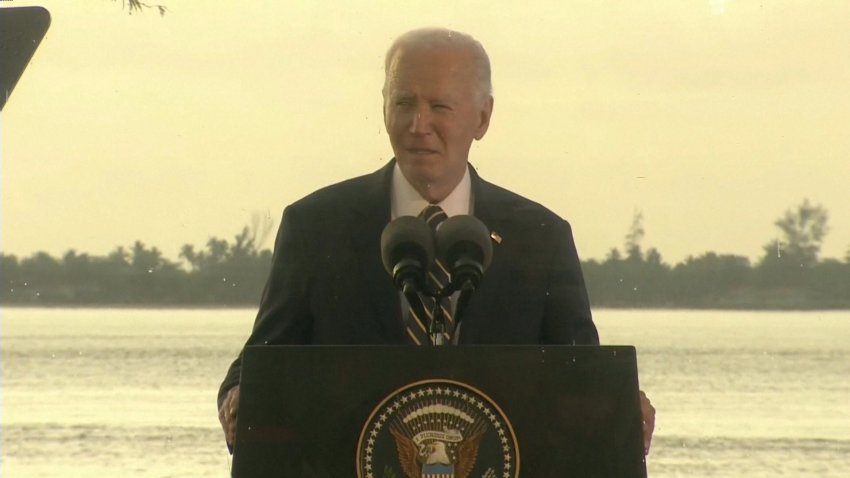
[382,94,388,130]
[474,95,494,141]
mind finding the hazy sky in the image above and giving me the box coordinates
[2,0,849,265]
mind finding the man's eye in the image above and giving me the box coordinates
[433,104,450,110]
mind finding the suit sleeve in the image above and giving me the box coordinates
[218,206,315,409]
[540,219,599,345]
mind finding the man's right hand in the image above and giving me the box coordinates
[218,385,240,448]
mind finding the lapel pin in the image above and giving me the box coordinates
[490,231,502,244]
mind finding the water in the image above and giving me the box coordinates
[2,308,849,477]
[1,308,249,478]
[597,310,850,477]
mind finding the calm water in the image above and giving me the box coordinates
[1,308,849,477]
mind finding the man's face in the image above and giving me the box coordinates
[384,45,493,202]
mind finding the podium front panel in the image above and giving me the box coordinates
[233,345,646,478]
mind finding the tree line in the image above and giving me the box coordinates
[584,200,850,309]
[2,200,849,309]
[1,226,272,307]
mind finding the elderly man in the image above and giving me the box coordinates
[219,27,655,453]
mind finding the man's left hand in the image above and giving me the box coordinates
[639,390,656,455]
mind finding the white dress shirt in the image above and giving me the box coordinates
[390,163,472,219]
[389,162,472,344]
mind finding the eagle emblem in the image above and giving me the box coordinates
[357,380,519,478]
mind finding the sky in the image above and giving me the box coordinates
[2,0,849,265]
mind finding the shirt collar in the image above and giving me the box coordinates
[391,162,472,219]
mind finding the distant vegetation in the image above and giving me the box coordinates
[583,200,850,309]
[1,226,272,307]
[2,200,849,309]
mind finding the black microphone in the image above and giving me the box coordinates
[380,216,435,313]
[435,215,493,291]
[435,215,493,333]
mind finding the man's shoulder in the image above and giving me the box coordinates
[287,166,387,213]
[476,173,570,229]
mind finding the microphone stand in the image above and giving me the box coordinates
[401,280,433,346]
[423,263,483,346]
[453,278,475,329]
[429,290,449,346]
[428,281,475,347]
[433,257,483,345]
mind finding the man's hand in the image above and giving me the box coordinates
[639,390,655,455]
[218,385,240,448]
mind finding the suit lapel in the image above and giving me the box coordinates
[470,167,513,239]
[347,161,405,342]
[461,167,517,342]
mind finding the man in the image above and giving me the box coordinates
[219,27,655,453]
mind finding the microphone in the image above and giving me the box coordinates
[380,216,435,313]
[435,215,493,333]
[435,215,493,291]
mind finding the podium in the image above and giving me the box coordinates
[232,345,647,477]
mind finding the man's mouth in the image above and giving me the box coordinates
[407,148,439,156]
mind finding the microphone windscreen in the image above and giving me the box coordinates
[435,215,493,270]
[380,216,435,276]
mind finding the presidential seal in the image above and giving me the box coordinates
[356,379,519,478]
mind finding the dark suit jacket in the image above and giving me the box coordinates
[219,160,598,406]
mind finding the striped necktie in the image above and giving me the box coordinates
[405,205,453,345]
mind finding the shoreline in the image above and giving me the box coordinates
[2,302,849,312]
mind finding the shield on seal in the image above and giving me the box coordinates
[422,462,454,477]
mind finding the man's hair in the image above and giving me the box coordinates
[383,27,492,101]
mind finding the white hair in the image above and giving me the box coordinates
[382,27,492,101]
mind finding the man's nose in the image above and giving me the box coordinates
[408,107,432,135]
